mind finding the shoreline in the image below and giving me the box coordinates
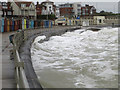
[19,26,81,88]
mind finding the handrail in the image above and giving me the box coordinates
[15,49,29,88]
[13,31,30,89]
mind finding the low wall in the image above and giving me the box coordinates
[13,26,81,88]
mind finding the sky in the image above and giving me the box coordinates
[3,0,119,2]
[1,0,120,13]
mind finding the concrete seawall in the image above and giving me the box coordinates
[18,26,81,88]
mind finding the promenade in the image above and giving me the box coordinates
[1,31,16,88]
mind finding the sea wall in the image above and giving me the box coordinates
[13,26,81,88]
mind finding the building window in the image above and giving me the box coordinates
[86,13,88,15]
[82,9,85,15]
[2,6,7,9]
[70,4,72,7]
[2,3,7,5]
[78,13,81,15]
[21,10,24,15]
[78,9,81,12]
[21,4,26,8]
[77,4,81,7]
[99,19,102,23]
[7,11,11,15]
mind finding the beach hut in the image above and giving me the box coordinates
[24,19,26,29]
[1,18,4,32]
[7,19,10,32]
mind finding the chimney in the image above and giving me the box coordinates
[37,1,39,5]
[85,4,89,7]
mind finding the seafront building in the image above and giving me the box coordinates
[0,1,13,18]
[59,3,74,18]
[41,0,56,15]
[59,3,96,18]
[104,16,119,25]
[11,1,36,19]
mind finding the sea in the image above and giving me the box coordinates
[31,27,118,88]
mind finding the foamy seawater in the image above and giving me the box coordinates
[31,27,118,88]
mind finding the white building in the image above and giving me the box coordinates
[11,1,36,19]
[55,6,60,18]
[93,16,105,25]
[41,0,56,15]
[72,2,81,17]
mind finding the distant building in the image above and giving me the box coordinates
[0,1,13,18]
[59,3,96,18]
[93,16,105,25]
[80,16,94,25]
[41,0,56,15]
[59,3,74,18]
[11,1,36,19]
[72,2,81,17]
[80,4,96,16]
[36,1,46,16]
[79,15,119,26]
[55,6,60,18]
[104,16,119,25]
[75,16,105,26]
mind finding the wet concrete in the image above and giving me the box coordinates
[1,31,16,89]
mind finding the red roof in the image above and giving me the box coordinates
[15,1,33,7]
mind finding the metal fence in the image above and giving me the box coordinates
[13,30,30,89]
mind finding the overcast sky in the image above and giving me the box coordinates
[3,0,119,2]
[2,0,120,13]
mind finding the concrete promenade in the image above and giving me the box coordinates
[1,31,16,88]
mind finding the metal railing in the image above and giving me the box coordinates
[13,30,30,89]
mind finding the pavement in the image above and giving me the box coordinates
[1,31,16,89]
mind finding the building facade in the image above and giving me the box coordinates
[93,16,105,25]
[11,1,36,19]
[41,0,56,15]
[59,3,96,18]
[104,16,119,25]
[59,3,74,18]
[80,4,96,17]
[55,6,60,18]
[36,1,46,16]
[72,2,81,17]
[78,15,119,26]
[0,2,13,18]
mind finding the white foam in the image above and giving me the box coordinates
[31,28,118,88]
